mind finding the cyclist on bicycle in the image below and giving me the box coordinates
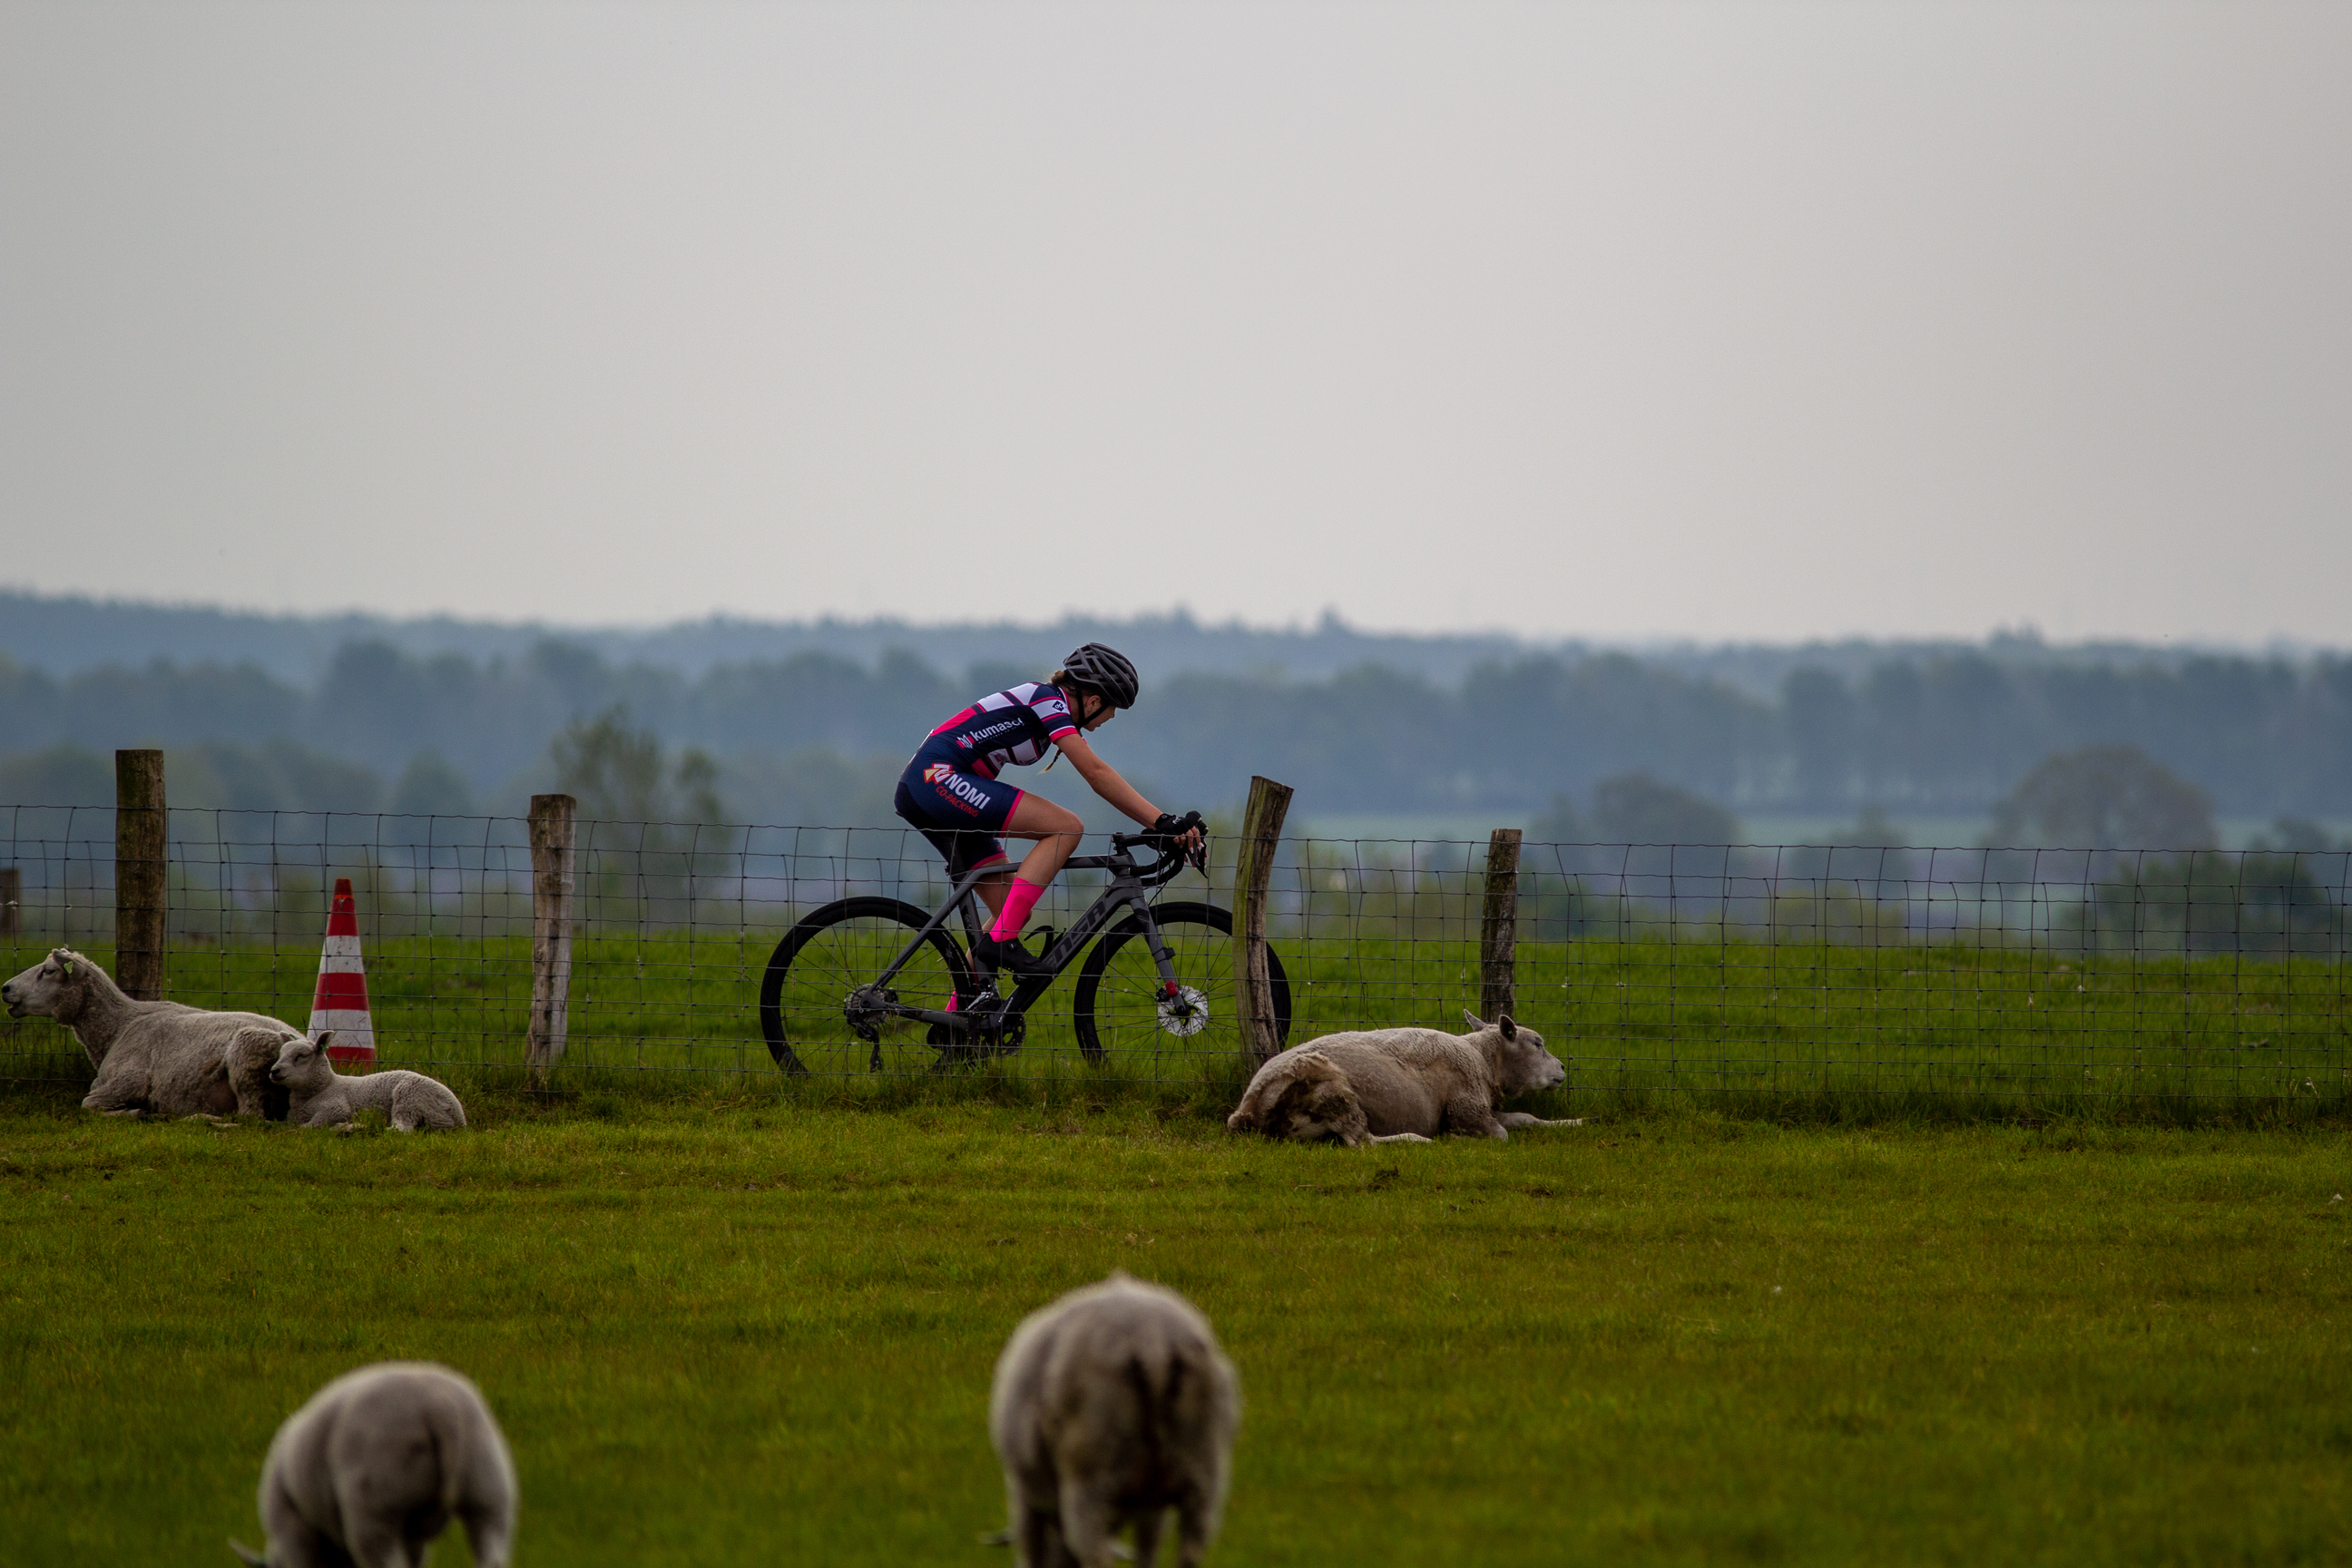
[894,642,1205,978]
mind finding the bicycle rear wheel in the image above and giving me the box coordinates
[1070,901,1289,1068]
[760,897,975,1075]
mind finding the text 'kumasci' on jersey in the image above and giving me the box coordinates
[915,682,1080,779]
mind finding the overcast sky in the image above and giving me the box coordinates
[3,1,2346,643]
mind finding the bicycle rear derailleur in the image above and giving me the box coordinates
[844,984,897,1044]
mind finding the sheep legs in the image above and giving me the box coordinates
[1016,1503,1075,1568]
[259,1483,356,1568]
[81,1074,148,1117]
[1172,1494,1220,1568]
[1444,1094,1511,1140]
[1058,1479,1122,1568]
[459,1500,514,1568]
[1496,1112,1584,1131]
[341,1521,424,1568]
[1112,1504,1159,1568]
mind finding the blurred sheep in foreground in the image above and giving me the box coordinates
[230,1361,514,1568]
[989,1271,1240,1568]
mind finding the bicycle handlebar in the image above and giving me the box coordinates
[1067,825,1200,886]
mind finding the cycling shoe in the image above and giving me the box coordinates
[972,932,1054,979]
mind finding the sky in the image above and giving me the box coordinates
[2,0,2347,644]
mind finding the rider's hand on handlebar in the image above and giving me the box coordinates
[1152,810,1208,872]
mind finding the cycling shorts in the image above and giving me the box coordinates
[895,758,1022,879]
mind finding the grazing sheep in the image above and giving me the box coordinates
[989,1270,1240,1568]
[230,1360,515,1568]
[2,947,288,1119]
[1227,1010,1583,1146]
[264,1031,466,1132]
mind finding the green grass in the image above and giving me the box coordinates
[7,926,2348,1118]
[3,1101,2347,1564]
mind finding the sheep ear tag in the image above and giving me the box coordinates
[59,957,74,977]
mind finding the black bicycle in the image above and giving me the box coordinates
[758,827,1291,1074]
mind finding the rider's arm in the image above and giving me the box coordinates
[1054,733,1161,827]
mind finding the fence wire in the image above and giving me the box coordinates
[3,805,2347,1106]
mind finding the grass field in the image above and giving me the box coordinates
[4,1096,2347,1564]
[7,927,2348,1116]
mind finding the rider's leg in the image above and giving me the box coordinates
[971,867,1013,919]
[954,848,1013,1003]
[989,793,1084,942]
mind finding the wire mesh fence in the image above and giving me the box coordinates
[4,804,2348,1109]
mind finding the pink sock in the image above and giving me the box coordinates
[988,878,1046,942]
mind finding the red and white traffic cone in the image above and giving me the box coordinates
[307,877,377,1065]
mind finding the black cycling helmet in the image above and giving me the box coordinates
[1061,642,1140,710]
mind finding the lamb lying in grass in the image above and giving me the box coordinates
[989,1271,1240,1568]
[1227,1010,1583,1146]
[230,1360,515,1568]
[256,1029,467,1132]
[3,946,289,1119]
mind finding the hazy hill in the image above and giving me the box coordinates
[0,591,1532,687]
[2,587,2349,837]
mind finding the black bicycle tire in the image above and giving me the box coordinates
[1069,901,1290,1066]
[759,897,975,1075]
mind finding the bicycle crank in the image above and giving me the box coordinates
[929,994,1024,1068]
[989,1009,1027,1056]
[1156,983,1210,1036]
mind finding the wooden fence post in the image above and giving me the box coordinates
[1,866,20,942]
[527,794,577,1088]
[1235,775,1293,1066]
[1479,827,1522,1024]
[114,750,167,1001]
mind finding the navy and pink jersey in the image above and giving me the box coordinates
[913,682,1081,779]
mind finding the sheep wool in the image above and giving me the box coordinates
[231,1361,515,1568]
[261,1031,467,1132]
[989,1271,1240,1568]
[2,947,289,1119]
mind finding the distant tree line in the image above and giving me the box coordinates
[5,640,2352,827]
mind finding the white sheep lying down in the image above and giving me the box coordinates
[1227,1011,1583,1146]
[231,1361,515,1568]
[2,946,287,1119]
[254,1030,467,1132]
[990,1271,1240,1568]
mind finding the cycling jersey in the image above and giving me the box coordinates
[914,682,1080,779]
[896,681,1083,878]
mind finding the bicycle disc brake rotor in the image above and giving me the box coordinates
[1156,984,1210,1036]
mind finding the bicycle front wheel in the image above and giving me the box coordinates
[1070,901,1289,1068]
[760,897,975,1075]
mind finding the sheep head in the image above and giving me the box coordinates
[3,947,84,1019]
[267,1031,337,1088]
[1259,1053,1368,1145]
[1464,1010,1566,1097]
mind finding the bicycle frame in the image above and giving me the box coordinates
[858,834,1193,1035]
